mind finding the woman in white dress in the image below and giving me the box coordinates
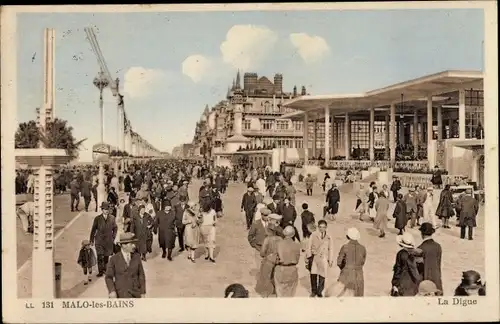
[182,201,201,262]
[199,202,217,262]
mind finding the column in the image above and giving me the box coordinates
[413,110,419,157]
[389,104,396,165]
[384,114,390,160]
[398,120,405,145]
[312,118,317,158]
[233,104,243,136]
[324,107,330,165]
[427,95,433,143]
[331,117,335,158]
[426,95,434,167]
[437,105,443,140]
[43,28,56,120]
[344,113,351,159]
[459,89,466,139]
[303,113,309,164]
[369,107,375,161]
[448,117,454,139]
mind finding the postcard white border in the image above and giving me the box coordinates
[2,2,498,323]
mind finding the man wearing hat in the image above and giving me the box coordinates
[69,175,81,212]
[267,194,283,215]
[241,186,258,230]
[403,187,419,228]
[248,208,273,271]
[105,232,146,298]
[456,188,479,240]
[390,175,402,203]
[89,202,118,277]
[274,226,301,297]
[415,222,443,291]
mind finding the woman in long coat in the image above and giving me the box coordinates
[393,193,408,235]
[374,191,390,238]
[336,227,367,296]
[325,184,340,220]
[368,186,378,221]
[435,184,454,228]
[255,224,283,297]
[391,233,422,296]
[182,202,201,262]
[130,204,154,261]
[154,203,177,260]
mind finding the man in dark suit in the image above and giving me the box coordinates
[390,176,402,203]
[280,198,300,242]
[248,208,272,272]
[105,232,146,298]
[416,222,443,292]
[403,187,419,228]
[456,190,479,240]
[69,176,80,212]
[241,186,257,230]
[174,196,188,252]
[267,194,283,215]
[90,202,118,276]
[80,178,92,212]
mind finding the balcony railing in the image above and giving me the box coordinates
[241,128,302,136]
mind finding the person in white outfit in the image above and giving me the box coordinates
[422,187,437,229]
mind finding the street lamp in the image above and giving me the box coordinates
[93,71,109,207]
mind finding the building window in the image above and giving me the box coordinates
[263,101,272,113]
[465,90,484,139]
[295,139,303,148]
[261,119,274,130]
[373,121,386,148]
[243,119,251,130]
[276,120,288,130]
[293,121,303,131]
[350,120,370,149]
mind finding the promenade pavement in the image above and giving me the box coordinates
[73,179,484,298]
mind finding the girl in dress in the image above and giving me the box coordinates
[182,202,201,262]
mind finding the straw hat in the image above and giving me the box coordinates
[418,280,440,295]
[117,232,138,244]
[260,208,271,216]
[346,227,361,241]
[268,213,282,221]
[396,232,415,249]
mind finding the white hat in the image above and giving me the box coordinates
[396,232,415,249]
[346,227,360,241]
[268,213,282,221]
[283,226,295,237]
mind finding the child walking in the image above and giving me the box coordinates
[77,239,96,285]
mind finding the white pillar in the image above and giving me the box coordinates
[369,107,375,161]
[413,110,419,157]
[32,166,56,298]
[389,104,396,165]
[331,117,335,158]
[303,113,309,164]
[324,107,330,165]
[437,105,443,140]
[312,118,317,158]
[233,104,243,136]
[344,113,351,159]
[384,114,390,160]
[427,95,433,144]
[459,89,466,139]
[43,28,56,120]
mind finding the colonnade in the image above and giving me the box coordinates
[303,91,470,167]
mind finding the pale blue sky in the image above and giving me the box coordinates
[17,9,484,161]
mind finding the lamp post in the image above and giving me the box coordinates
[93,71,109,207]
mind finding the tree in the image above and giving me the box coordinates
[15,118,86,160]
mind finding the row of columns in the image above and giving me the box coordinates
[303,91,469,166]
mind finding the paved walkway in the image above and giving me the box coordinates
[74,180,484,298]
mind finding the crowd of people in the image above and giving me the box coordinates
[15,158,485,299]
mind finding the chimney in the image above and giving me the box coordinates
[293,85,297,97]
[301,86,306,96]
[274,73,283,94]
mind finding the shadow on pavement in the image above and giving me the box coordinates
[61,275,101,298]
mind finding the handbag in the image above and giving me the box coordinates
[305,255,314,271]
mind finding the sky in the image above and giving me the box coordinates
[16,8,484,162]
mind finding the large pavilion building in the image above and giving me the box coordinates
[281,70,484,188]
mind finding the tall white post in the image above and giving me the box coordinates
[344,113,351,160]
[413,110,419,157]
[324,107,330,165]
[43,28,55,120]
[303,113,309,164]
[389,104,396,166]
[437,105,443,140]
[427,95,433,143]
[384,114,390,160]
[459,89,466,139]
[369,107,375,161]
[312,118,317,158]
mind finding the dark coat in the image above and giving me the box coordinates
[435,189,455,219]
[80,181,92,198]
[241,192,257,213]
[391,249,421,296]
[417,239,443,291]
[457,195,479,227]
[300,210,315,237]
[89,214,118,256]
[248,220,267,252]
[123,175,132,193]
[174,202,188,228]
[393,200,408,230]
[337,240,366,297]
[154,210,176,249]
[326,188,340,214]
[77,247,96,269]
[267,202,283,215]
[130,214,154,255]
[105,252,146,298]
[280,204,297,227]
[390,180,402,192]
[403,192,418,213]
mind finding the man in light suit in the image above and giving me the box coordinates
[105,232,146,298]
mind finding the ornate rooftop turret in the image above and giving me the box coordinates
[235,69,241,90]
